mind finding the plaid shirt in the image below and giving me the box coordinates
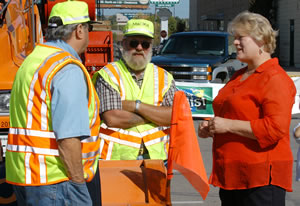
[94,67,177,114]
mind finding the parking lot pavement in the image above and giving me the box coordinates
[171,119,300,206]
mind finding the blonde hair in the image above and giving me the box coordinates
[228,11,278,54]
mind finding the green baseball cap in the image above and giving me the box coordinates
[123,19,154,38]
[48,1,90,28]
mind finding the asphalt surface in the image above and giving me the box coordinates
[169,116,300,206]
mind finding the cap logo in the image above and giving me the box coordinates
[124,19,154,38]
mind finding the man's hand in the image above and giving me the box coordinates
[122,100,135,113]
[57,137,85,183]
[121,100,172,126]
[102,109,147,129]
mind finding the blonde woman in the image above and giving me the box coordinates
[198,11,296,206]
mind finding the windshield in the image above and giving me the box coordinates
[160,35,226,56]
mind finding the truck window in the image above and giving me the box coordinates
[161,35,226,56]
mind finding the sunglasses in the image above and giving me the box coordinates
[129,40,151,49]
[88,24,93,32]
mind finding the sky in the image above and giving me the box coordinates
[102,0,189,19]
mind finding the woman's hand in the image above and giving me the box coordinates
[208,117,231,134]
[198,120,214,138]
[207,117,256,140]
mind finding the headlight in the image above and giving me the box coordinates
[192,66,212,72]
[192,75,207,80]
[192,67,207,72]
[0,92,10,113]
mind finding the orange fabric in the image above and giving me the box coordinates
[7,133,57,149]
[100,127,169,144]
[211,58,295,191]
[28,51,71,131]
[100,128,142,144]
[81,139,101,154]
[105,64,123,97]
[100,139,110,159]
[29,154,41,184]
[157,67,165,106]
[143,128,170,142]
[167,91,209,200]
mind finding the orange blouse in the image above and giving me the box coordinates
[210,58,296,191]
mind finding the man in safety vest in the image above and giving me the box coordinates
[6,1,101,205]
[93,19,176,161]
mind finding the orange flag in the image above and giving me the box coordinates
[167,91,210,200]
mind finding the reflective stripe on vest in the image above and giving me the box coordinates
[96,60,172,160]
[102,63,126,100]
[7,44,100,185]
[99,123,169,147]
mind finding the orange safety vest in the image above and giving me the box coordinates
[6,44,100,186]
[94,60,173,160]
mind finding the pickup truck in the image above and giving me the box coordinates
[151,31,246,83]
[151,31,246,118]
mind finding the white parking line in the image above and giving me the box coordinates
[172,201,204,204]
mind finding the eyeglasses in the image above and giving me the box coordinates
[129,40,151,49]
[88,24,93,32]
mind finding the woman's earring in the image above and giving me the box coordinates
[259,46,264,55]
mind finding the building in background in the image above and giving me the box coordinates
[189,0,300,68]
[189,0,249,31]
[277,0,300,67]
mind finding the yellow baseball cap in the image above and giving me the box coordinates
[123,19,154,38]
[48,1,90,28]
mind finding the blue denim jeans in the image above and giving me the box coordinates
[13,180,92,206]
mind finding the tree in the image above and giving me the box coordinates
[168,16,177,36]
[147,14,161,46]
[176,19,186,32]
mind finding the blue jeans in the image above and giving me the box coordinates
[13,181,92,206]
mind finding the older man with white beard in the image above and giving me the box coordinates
[93,19,176,161]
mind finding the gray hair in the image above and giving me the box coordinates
[45,24,79,42]
[45,16,89,41]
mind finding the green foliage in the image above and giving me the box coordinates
[168,16,177,35]
[176,19,186,33]
[146,14,161,46]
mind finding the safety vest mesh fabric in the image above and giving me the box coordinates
[6,44,101,186]
[96,59,173,160]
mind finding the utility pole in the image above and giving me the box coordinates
[173,4,175,17]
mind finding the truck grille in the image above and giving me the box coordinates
[158,65,211,81]
[0,128,8,157]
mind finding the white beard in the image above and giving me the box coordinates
[122,49,152,71]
